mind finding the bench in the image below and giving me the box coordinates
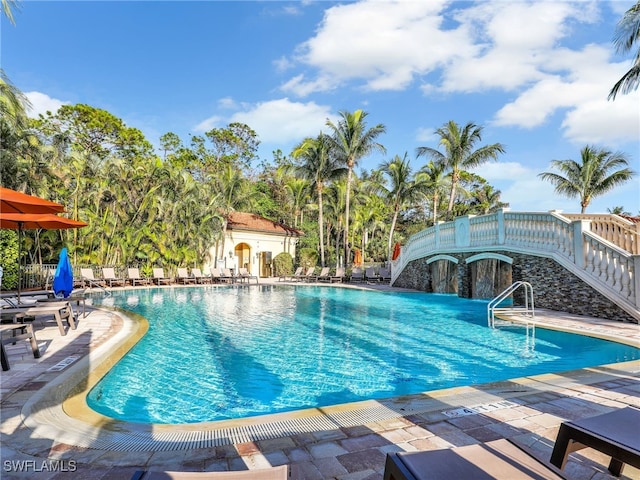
[0,301,76,336]
[1,323,40,370]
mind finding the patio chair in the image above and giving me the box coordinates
[550,406,640,476]
[280,266,302,282]
[102,267,126,288]
[237,268,258,284]
[176,267,196,285]
[131,464,288,479]
[383,439,567,480]
[127,268,150,286]
[221,268,236,284]
[208,267,224,284]
[0,301,76,336]
[303,267,318,282]
[316,267,332,282]
[350,267,364,283]
[365,267,379,283]
[378,267,391,283]
[191,268,212,284]
[330,267,346,283]
[152,268,172,286]
[80,268,107,289]
[1,323,40,371]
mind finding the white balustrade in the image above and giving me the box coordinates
[392,210,639,318]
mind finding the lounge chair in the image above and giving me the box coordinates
[176,267,196,285]
[550,406,640,476]
[1,323,40,370]
[237,268,258,284]
[302,267,318,282]
[365,267,379,283]
[350,267,364,283]
[221,268,236,283]
[330,267,346,283]
[191,268,212,284]
[208,267,224,284]
[383,439,567,480]
[279,266,302,282]
[316,267,332,282]
[102,267,126,288]
[131,464,288,479]
[80,268,107,288]
[378,267,391,283]
[0,301,75,336]
[152,268,172,285]
[127,268,150,286]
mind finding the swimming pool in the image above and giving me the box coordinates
[87,286,639,424]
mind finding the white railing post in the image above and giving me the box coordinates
[454,216,471,248]
[435,222,441,250]
[497,208,507,245]
[572,219,590,269]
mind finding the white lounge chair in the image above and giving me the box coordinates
[176,267,196,285]
[102,267,126,288]
[127,268,150,286]
[152,268,172,285]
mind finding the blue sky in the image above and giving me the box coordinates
[2,0,639,214]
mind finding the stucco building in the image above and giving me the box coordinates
[207,212,303,277]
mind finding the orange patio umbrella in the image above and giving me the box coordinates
[0,213,87,230]
[392,242,401,261]
[353,249,362,267]
[0,213,87,301]
[0,187,65,214]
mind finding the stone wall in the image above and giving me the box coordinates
[394,251,636,323]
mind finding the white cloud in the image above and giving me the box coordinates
[193,115,223,133]
[24,91,67,118]
[415,127,438,143]
[192,98,334,147]
[281,0,464,95]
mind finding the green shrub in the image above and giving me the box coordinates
[273,252,294,277]
[299,248,318,269]
[0,230,19,290]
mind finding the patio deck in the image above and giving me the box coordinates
[1,279,639,479]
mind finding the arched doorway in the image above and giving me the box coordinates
[234,243,252,274]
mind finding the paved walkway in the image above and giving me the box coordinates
[1,279,639,479]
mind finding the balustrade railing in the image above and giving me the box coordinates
[392,209,639,319]
[562,213,639,254]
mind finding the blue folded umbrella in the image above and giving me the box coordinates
[53,247,73,298]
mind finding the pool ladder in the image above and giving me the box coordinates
[488,281,534,328]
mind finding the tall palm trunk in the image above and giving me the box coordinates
[344,163,353,266]
[317,186,325,266]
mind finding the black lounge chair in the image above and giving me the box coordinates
[550,406,640,476]
[132,465,288,479]
[384,439,567,480]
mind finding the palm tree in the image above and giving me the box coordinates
[417,160,448,225]
[377,154,428,261]
[1,0,18,25]
[325,110,386,266]
[293,133,346,266]
[538,145,635,213]
[416,120,505,221]
[609,1,640,100]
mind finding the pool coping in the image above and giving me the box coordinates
[19,289,640,453]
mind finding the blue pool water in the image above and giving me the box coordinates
[87,286,639,424]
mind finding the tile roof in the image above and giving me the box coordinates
[227,212,303,236]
